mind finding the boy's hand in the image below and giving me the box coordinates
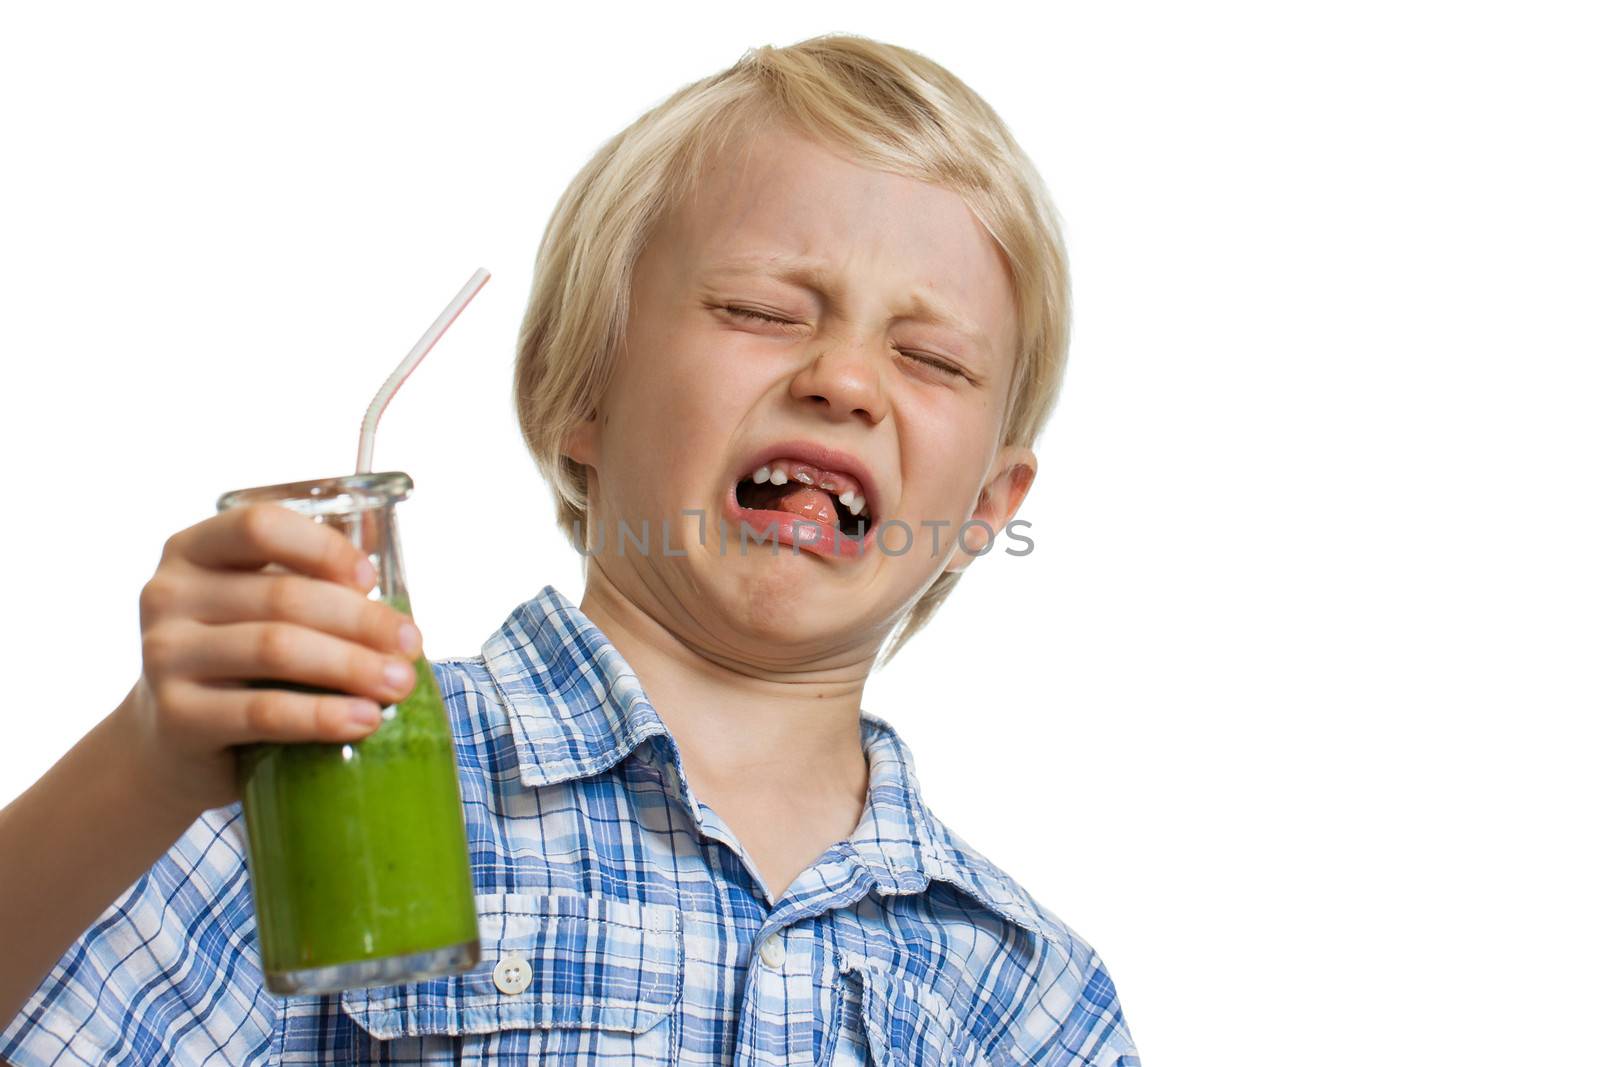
[122,502,424,816]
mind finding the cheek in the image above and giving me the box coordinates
[660,329,779,448]
[606,326,704,434]
[901,410,994,517]
[598,333,755,500]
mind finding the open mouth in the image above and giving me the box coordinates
[732,458,875,542]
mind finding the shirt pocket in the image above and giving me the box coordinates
[339,892,682,1064]
[831,951,993,1067]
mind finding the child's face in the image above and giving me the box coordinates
[565,125,1035,659]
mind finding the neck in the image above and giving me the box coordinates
[576,563,871,798]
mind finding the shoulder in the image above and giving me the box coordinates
[424,656,533,794]
[427,650,569,738]
[427,654,526,753]
[919,808,1143,1066]
[428,654,500,710]
[922,807,1092,958]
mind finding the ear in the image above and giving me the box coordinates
[560,406,602,469]
[944,444,1036,575]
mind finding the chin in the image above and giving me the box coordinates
[696,557,863,654]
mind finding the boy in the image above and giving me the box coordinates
[0,33,1139,1065]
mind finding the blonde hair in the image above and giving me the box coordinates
[513,33,1070,665]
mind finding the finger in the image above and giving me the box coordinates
[158,619,420,707]
[176,503,375,592]
[162,677,385,746]
[177,570,420,658]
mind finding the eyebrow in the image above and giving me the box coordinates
[701,252,990,355]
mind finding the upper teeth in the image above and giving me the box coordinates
[748,459,868,515]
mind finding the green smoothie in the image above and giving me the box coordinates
[237,593,479,987]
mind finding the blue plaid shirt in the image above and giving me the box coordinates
[2,584,1139,1065]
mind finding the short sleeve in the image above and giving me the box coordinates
[0,801,278,1066]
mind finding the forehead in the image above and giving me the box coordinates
[668,127,1015,355]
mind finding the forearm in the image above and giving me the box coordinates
[0,685,201,1026]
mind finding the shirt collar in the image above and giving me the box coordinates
[479,585,1047,939]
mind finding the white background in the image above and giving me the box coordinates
[2,2,1596,1063]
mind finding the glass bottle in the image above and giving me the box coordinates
[214,471,479,995]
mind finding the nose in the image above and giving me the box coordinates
[788,339,888,425]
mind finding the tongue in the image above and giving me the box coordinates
[748,483,838,527]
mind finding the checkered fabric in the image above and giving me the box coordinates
[2,584,1139,1065]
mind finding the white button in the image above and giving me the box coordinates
[758,934,786,970]
[493,955,532,995]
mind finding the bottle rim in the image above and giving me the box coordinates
[215,471,413,517]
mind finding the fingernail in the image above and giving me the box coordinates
[347,700,381,727]
[397,622,422,656]
[354,558,377,590]
[384,660,413,691]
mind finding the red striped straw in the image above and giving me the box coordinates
[355,268,492,474]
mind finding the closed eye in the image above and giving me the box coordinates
[724,306,795,326]
[723,305,970,381]
[894,348,965,379]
